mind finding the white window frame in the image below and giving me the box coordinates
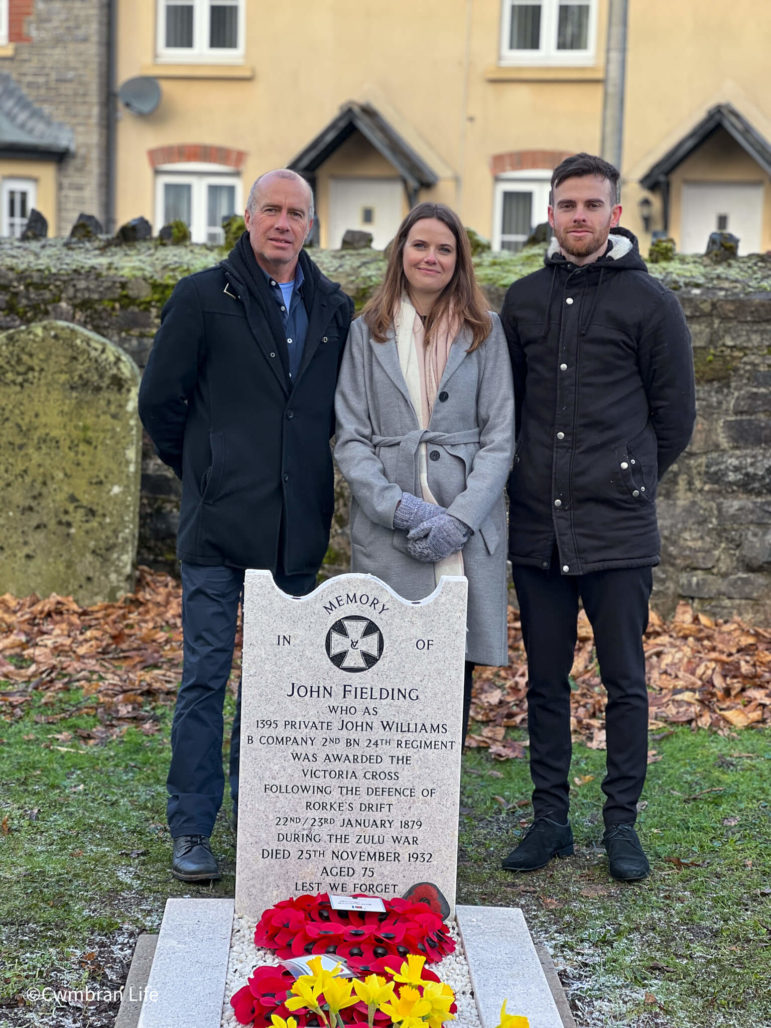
[155,162,241,244]
[1,177,37,238]
[0,0,8,46]
[156,0,244,62]
[492,171,552,252]
[499,0,597,66]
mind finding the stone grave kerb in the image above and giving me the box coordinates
[235,570,468,923]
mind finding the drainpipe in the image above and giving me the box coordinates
[105,0,117,233]
[600,0,628,173]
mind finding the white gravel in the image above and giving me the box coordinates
[221,914,482,1028]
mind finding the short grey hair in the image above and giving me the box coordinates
[246,169,315,223]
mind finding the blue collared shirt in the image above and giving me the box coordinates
[262,263,308,382]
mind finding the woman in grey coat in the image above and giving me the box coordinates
[334,202,515,738]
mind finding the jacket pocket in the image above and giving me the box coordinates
[200,431,226,503]
[616,424,657,503]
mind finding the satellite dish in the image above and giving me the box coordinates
[118,76,161,115]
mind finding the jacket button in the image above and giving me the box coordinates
[429,450,440,461]
[560,363,568,371]
[322,336,328,343]
[283,474,289,482]
[286,411,294,420]
[641,485,646,492]
[554,499,562,508]
[566,297,574,305]
[269,352,276,358]
[633,489,640,497]
[541,561,549,569]
[620,461,629,469]
[556,431,565,440]
[562,564,570,573]
[438,391,449,402]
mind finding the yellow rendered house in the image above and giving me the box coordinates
[113,1,771,254]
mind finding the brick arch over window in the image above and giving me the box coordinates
[9,0,34,44]
[148,144,247,169]
[490,150,573,176]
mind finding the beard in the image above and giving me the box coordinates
[554,224,610,261]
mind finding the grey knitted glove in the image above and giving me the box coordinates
[393,492,446,532]
[406,513,471,563]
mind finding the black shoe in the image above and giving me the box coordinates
[171,835,221,882]
[501,817,574,871]
[603,823,650,881]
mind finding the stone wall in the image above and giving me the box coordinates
[654,291,771,621]
[6,0,109,229]
[0,240,768,622]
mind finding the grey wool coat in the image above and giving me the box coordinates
[334,313,515,666]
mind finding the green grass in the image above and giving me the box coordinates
[0,686,237,1024]
[1,683,769,1027]
[458,728,771,1028]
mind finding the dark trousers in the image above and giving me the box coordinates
[462,661,475,746]
[512,555,652,827]
[168,561,317,837]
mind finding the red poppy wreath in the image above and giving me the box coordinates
[253,893,455,975]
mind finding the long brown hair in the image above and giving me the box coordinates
[362,203,491,352]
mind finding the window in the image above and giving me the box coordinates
[1,178,36,238]
[493,173,551,251]
[500,0,596,65]
[155,164,241,243]
[157,0,244,61]
[0,0,8,46]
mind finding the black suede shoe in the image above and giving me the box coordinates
[603,823,650,881]
[171,835,221,882]
[501,817,574,871]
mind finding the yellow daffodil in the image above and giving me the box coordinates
[380,984,431,1024]
[496,999,530,1028]
[386,953,428,986]
[353,974,396,1028]
[306,955,345,993]
[270,1017,298,1028]
[353,973,395,1007]
[285,977,328,1026]
[421,979,456,1027]
[322,974,357,1028]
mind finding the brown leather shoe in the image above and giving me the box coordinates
[171,835,221,882]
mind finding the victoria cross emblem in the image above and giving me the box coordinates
[325,617,384,672]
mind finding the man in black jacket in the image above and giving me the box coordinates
[139,169,353,881]
[500,154,695,881]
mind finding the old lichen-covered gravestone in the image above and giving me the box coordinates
[0,320,141,604]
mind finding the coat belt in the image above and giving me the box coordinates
[371,428,481,496]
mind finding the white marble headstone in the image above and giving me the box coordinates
[235,571,468,923]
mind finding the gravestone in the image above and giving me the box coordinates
[235,571,468,923]
[0,320,142,604]
[119,569,572,1027]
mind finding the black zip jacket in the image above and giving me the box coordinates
[138,233,354,574]
[501,228,695,575]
